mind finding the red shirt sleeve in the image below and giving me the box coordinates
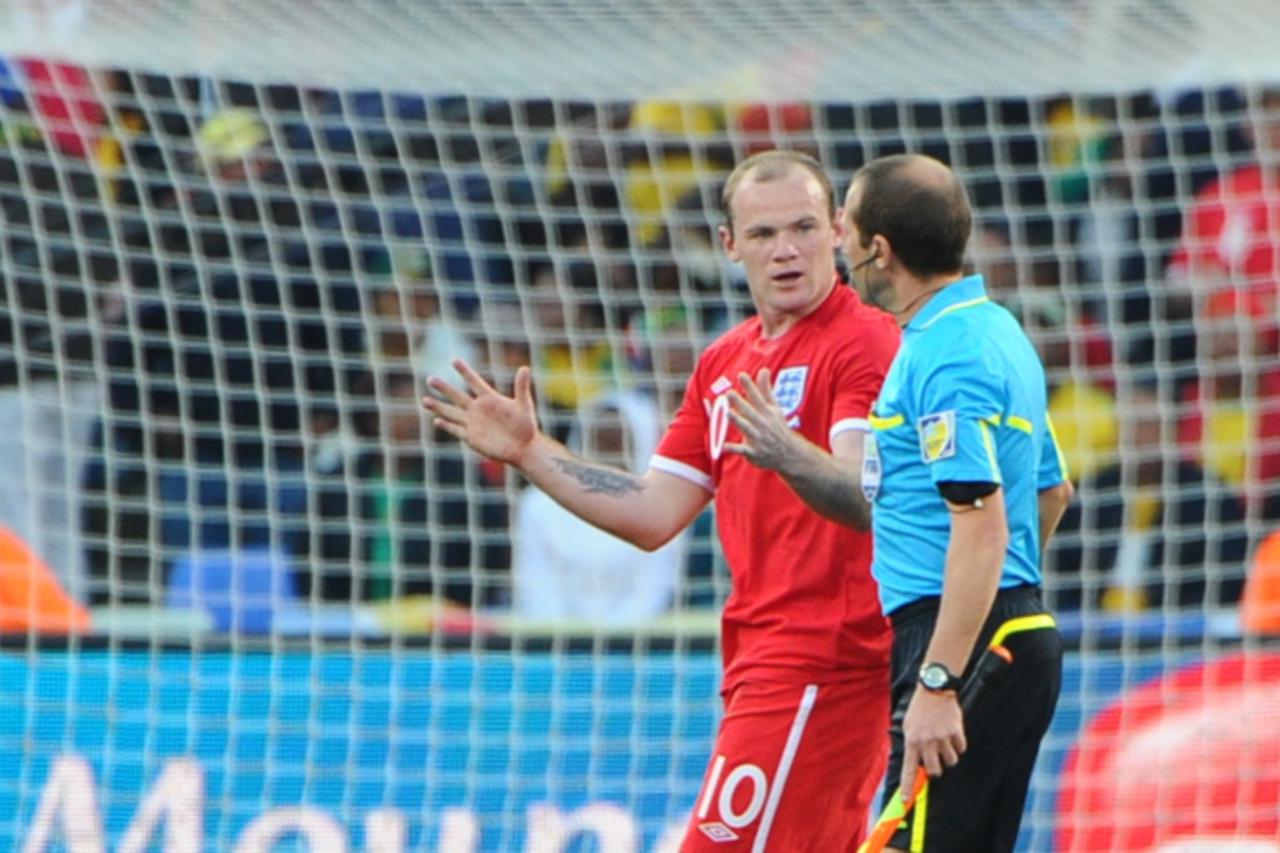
[652,362,714,490]
[829,308,900,440]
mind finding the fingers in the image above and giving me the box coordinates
[726,392,762,438]
[936,737,963,770]
[898,767,928,808]
[424,376,473,409]
[514,365,533,407]
[902,733,966,797]
[452,358,496,397]
[737,371,776,411]
[921,746,945,780]
[900,744,920,799]
[901,743,943,795]
[919,741,961,778]
[727,387,783,436]
[754,368,776,405]
[421,396,466,425]
[432,418,466,441]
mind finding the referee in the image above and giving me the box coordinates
[841,154,1074,852]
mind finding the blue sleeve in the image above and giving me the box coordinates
[1038,412,1070,488]
[913,346,1005,485]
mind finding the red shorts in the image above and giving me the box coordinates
[680,673,890,852]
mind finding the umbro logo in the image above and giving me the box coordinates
[710,376,732,394]
[698,822,740,842]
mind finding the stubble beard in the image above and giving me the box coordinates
[860,268,897,315]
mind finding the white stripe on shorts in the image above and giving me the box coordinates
[752,684,819,852]
[697,754,727,820]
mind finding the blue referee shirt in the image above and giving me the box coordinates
[861,275,1069,616]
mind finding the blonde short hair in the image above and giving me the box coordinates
[720,149,835,231]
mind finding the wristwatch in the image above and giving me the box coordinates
[917,661,964,693]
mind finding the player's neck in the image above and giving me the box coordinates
[757,282,835,340]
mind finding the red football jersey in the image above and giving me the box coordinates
[653,283,899,692]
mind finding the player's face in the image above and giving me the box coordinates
[841,181,896,314]
[720,168,841,331]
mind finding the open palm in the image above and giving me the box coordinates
[422,360,539,465]
[724,368,801,472]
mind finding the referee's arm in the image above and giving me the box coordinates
[900,488,1009,790]
[1037,411,1074,556]
[1038,480,1074,557]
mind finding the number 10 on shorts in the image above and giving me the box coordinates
[695,755,770,842]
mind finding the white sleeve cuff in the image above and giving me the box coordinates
[649,455,715,493]
[829,417,870,444]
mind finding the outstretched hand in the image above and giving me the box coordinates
[422,360,540,465]
[723,368,802,473]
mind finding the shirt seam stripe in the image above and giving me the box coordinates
[918,295,990,329]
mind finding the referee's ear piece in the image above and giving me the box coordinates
[850,248,880,276]
[859,238,885,270]
[869,235,890,265]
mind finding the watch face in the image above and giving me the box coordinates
[921,665,945,689]
[919,663,954,690]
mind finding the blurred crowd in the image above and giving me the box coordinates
[1,57,1278,627]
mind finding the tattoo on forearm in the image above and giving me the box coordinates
[552,457,643,496]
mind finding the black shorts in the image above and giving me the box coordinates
[882,585,1063,853]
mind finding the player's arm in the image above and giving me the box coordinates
[515,435,709,551]
[424,360,709,551]
[723,368,871,530]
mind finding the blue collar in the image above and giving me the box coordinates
[906,274,989,332]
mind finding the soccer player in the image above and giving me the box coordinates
[841,153,1075,852]
[423,150,900,851]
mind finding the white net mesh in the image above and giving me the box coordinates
[2,0,1280,849]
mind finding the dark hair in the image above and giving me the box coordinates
[849,154,971,278]
[720,149,835,230]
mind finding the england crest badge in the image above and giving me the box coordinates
[772,366,809,417]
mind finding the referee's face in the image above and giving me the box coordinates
[719,168,841,333]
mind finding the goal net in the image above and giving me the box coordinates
[2,0,1280,849]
